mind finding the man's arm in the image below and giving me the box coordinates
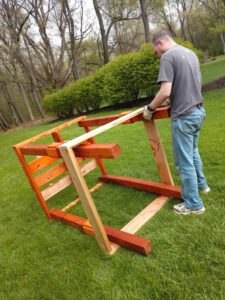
[149,82,172,110]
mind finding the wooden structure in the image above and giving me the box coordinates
[13,107,181,256]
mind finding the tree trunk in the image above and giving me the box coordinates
[2,82,24,125]
[17,82,35,121]
[92,0,110,64]
[30,79,45,119]
[139,0,150,43]
[220,31,225,54]
[0,111,11,131]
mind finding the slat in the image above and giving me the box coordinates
[78,107,170,127]
[29,156,58,174]
[41,159,98,201]
[50,209,152,256]
[99,175,182,199]
[74,144,121,159]
[35,162,67,187]
[41,175,72,200]
[79,159,98,176]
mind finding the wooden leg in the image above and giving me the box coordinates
[59,146,112,254]
[144,120,174,185]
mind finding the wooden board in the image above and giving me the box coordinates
[99,175,181,199]
[78,107,170,127]
[110,196,169,254]
[29,156,58,174]
[50,208,152,256]
[74,144,121,159]
[144,120,174,185]
[35,162,67,187]
[59,146,112,254]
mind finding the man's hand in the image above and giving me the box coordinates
[143,105,155,121]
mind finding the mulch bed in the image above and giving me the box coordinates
[202,76,225,92]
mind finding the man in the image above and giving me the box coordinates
[143,30,210,215]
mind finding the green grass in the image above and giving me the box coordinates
[201,55,225,85]
[1,87,225,299]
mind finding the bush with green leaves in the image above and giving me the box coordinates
[43,40,203,118]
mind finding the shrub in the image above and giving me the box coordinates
[43,40,201,118]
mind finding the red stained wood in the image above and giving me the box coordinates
[99,175,182,199]
[50,208,152,256]
[20,143,61,157]
[78,107,170,127]
[74,144,121,159]
[21,143,121,159]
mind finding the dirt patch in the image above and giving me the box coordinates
[202,76,225,92]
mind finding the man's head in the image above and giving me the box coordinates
[152,30,176,57]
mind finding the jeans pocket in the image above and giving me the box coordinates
[180,117,201,134]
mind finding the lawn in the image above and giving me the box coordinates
[0,86,225,299]
[201,55,225,85]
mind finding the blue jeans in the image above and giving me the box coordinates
[172,106,208,210]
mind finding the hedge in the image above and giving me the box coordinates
[43,41,202,118]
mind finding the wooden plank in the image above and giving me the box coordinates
[59,146,112,254]
[104,226,152,256]
[110,196,169,254]
[99,175,182,199]
[20,143,61,157]
[144,120,174,185]
[60,107,144,149]
[41,160,98,201]
[13,116,86,149]
[61,182,103,211]
[50,208,152,256]
[78,107,170,127]
[29,156,58,174]
[35,162,67,187]
[74,144,121,159]
[79,159,98,176]
[41,175,72,201]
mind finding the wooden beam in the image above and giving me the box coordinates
[21,143,121,159]
[20,143,61,157]
[50,208,152,256]
[144,120,174,185]
[110,196,169,254]
[99,175,182,199]
[78,107,170,127]
[59,146,112,254]
[74,144,121,159]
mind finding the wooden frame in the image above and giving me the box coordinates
[13,107,181,256]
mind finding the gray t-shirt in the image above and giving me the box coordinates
[157,44,203,119]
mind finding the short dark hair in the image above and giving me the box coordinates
[152,30,173,45]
